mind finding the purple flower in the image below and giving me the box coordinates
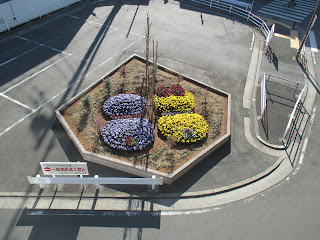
[101,118,155,151]
[103,94,146,117]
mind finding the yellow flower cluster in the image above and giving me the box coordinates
[154,92,195,113]
[158,113,208,143]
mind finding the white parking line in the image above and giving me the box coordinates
[2,55,68,94]
[2,44,86,94]
[0,37,60,68]
[0,93,33,111]
[17,36,70,55]
[16,36,104,65]
[69,0,104,14]
[96,36,144,68]
[66,14,144,38]
[0,36,144,137]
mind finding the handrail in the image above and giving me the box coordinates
[264,73,304,90]
[28,174,163,190]
[282,85,306,141]
[181,0,270,39]
[1,0,271,38]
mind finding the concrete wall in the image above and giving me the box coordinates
[0,0,81,32]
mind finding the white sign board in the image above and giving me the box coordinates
[40,162,89,175]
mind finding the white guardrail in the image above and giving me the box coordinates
[1,0,271,39]
[183,0,270,39]
[282,85,307,141]
[260,74,266,119]
[28,174,164,190]
[0,0,81,33]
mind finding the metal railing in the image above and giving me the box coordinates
[0,0,81,33]
[260,74,306,143]
[28,174,163,190]
[282,85,307,141]
[181,0,271,38]
[1,0,271,39]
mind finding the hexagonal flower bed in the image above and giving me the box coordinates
[56,55,231,184]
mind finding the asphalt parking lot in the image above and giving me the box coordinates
[0,0,279,194]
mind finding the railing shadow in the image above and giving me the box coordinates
[297,57,320,94]
[258,78,297,145]
[177,0,269,36]
[17,208,160,240]
[17,189,160,240]
[283,102,310,167]
[265,45,279,71]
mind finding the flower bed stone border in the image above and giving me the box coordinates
[55,54,231,184]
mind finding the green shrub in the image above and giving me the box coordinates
[82,96,91,111]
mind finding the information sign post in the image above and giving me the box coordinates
[40,162,89,176]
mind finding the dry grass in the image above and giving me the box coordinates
[63,58,227,174]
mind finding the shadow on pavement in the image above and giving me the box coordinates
[17,208,160,240]
[265,46,279,71]
[283,102,310,167]
[297,57,320,95]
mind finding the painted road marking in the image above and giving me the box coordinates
[2,53,69,94]
[309,31,318,53]
[16,36,104,65]
[66,14,144,38]
[1,42,90,95]
[0,36,144,137]
[12,0,104,38]
[0,93,33,111]
[0,37,60,67]
[257,0,318,23]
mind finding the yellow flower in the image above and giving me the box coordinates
[154,92,195,113]
[158,113,208,143]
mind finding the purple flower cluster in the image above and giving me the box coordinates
[103,94,146,117]
[101,118,155,151]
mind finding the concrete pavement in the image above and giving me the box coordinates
[0,0,317,213]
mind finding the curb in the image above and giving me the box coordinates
[0,157,285,200]
[251,19,311,150]
[0,31,286,202]
[0,3,306,210]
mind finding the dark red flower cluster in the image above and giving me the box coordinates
[155,85,185,97]
[126,136,137,147]
[169,85,185,96]
[155,86,171,97]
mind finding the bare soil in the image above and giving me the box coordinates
[62,58,228,174]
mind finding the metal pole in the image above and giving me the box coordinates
[247,0,255,21]
[94,175,100,189]
[152,175,156,190]
[36,174,45,189]
[296,0,320,59]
